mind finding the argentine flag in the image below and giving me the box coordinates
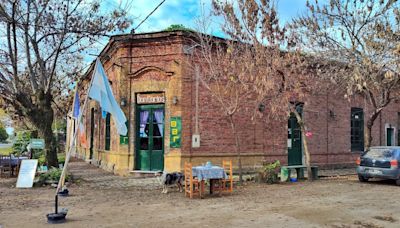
[72,87,80,118]
[88,59,128,135]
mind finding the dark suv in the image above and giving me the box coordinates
[356,146,400,185]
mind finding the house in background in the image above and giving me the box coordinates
[66,30,400,175]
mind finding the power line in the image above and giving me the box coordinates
[132,0,166,33]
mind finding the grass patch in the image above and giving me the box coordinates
[0,146,12,155]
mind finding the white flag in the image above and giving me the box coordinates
[88,58,128,135]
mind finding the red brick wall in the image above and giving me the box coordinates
[181,47,400,168]
[77,31,400,170]
[183,73,400,167]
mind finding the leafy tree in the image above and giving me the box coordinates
[0,126,8,142]
[0,0,131,167]
[0,108,11,129]
[291,0,400,149]
[164,24,194,32]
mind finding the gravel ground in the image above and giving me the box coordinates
[0,160,399,228]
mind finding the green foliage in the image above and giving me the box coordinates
[52,118,67,133]
[0,127,8,142]
[57,153,65,164]
[35,152,65,166]
[258,160,281,184]
[0,146,12,155]
[39,168,69,183]
[163,24,194,32]
[36,153,46,166]
[12,131,31,155]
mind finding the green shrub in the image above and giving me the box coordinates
[163,24,194,32]
[39,168,69,183]
[12,131,31,156]
[0,127,8,142]
[58,153,65,164]
[35,153,65,166]
[258,160,281,184]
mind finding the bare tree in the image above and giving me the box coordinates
[192,32,255,184]
[0,0,131,167]
[291,0,400,149]
[193,0,320,181]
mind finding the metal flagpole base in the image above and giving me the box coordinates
[47,195,68,224]
[57,188,69,197]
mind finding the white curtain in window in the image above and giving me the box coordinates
[140,110,149,137]
[154,110,164,137]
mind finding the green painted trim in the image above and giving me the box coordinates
[137,104,164,110]
[105,113,111,150]
[135,104,165,171]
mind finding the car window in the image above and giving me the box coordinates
[364,149,394,159]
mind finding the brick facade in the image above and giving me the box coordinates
[68,31,400,175]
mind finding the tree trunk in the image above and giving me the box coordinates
[228,115,243,184]
[364,111,381,150]
[27,91,58,167]
[293,110,313,181]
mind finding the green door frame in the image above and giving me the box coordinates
[89,108,95,160]
[288,114,303,165]
[387,127,394,146]
[135,104,165,171]
[288,103,303,166]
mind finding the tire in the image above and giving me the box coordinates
[358,174,369,182]
[395,179,400,186]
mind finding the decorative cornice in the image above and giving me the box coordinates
[128,66,174,78]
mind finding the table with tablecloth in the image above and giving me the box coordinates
[192,165,228,195]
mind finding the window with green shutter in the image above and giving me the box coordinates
[351,107,364,151]
[120,121,129,145]
[105,113,111,150]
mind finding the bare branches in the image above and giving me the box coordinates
[291,0,400,148]
[0,0,132,116]
[192,0,321,183]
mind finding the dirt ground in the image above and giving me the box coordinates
[1,161,400,228]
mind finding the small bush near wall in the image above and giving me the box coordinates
[257,160,281,184]
[38,168,70,185]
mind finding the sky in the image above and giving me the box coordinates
[104,0,310,35]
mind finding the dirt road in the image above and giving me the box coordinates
[1,161,399,228]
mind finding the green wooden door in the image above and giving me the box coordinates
[136,105,164,171]
[387,128,394,146]
[288,114,302,165]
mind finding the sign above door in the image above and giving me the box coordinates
[137,93,165,104]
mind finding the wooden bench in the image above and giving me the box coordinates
[281,165,319,181]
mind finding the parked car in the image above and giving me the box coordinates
[356,146,400,185]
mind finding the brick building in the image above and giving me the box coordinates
[67,30,400,175]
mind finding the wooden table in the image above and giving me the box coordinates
[192,165,227,197]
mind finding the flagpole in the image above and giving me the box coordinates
[56,60,98,195]
[66,81,79,155]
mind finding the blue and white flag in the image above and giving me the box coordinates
[88,58,128,135]
[72,87,80,118]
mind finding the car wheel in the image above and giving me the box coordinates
[358,174,368,182]
[396,179,400,186]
